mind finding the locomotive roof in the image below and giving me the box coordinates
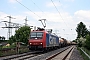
[31,30,58,36]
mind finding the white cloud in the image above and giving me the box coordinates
[0,12,8,19]
[8,0,16,3]
[74,10,90,29]
[0,11,77,40]
[0,12,25,24]
[46,1,62,7]
[24,11,77,40]
[24,11,76,32]
[0,12,27,39]
[74,10,90,20]
[24,11,73,23]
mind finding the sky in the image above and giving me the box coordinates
[0,0,90,41]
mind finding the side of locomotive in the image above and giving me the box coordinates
[45,33,59,50]
[28,30,59,51]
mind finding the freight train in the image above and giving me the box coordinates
[28,28,71,51]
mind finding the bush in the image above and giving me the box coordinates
[0,45,2,50]
[78,40,82,47]
[85,35,90,50]
[77,47,90,60]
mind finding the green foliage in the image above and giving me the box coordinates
[2,44,15,49]
[0,45,2,50]
[78,40,82,47]
[2,45,10,48]
[76,22,88,38]
[72,39,77,43]
[0,36,5,40]
[85,34,90,50]
[77,47,90,60]
[82,47,90,56]
[15,26,31,45]
[8,35,16,44]
[9,26,31,45]
[76,22,89,48]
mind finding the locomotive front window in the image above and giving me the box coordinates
[30,32,36,38]
[30,32,43,39]
[37,32,43,38]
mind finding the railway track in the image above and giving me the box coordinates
[0,46,74,60]
[0,51,43,60]
[10,54,39,60]
[46,46,74,60]
[25,46,73,60]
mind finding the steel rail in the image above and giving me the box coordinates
[46,46,73,60]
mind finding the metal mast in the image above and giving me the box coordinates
[7,16,14,39]
[24,16,28,26]
[1,16,21,39]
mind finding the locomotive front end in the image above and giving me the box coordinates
[28,31,46,50]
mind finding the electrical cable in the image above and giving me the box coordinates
[15,0,41,18]
[30,0,49,19]
[51,0,69,27]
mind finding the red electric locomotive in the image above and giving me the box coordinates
[28,28,59,51]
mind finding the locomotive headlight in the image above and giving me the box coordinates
[30,43,32,45]
[40,43,42,44]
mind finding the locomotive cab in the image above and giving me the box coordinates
[28,30,46,50]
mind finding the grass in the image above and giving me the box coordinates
[81,47,90,56]
[77,47,90,60]
[0,49,16,56]
[0,46,29,57]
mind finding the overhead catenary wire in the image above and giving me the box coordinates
[30,0,49,19]
[15,0,41,18]
[59,0,69,24]
[51,0,69,27]
[31,0,43,12]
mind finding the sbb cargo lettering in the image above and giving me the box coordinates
[49,36,56,44]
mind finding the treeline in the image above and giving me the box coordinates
[0,36,6,43]
[76,22,90,50]
[0,36,5,40]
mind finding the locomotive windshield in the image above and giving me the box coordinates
[30,32,43,39]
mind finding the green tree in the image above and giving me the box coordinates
[2,36,5,40]
[8,35,16,44]
[0,36,1,40]
[76,22,88,38]
[72,39,77,43]
[15,26,31,45]
[0,36,5,40]
[85,34,90,50]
